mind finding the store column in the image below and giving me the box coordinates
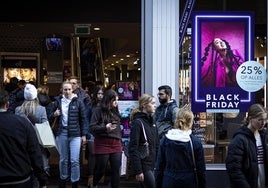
[142,0,179,101]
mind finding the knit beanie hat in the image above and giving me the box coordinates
[24,83,37,100]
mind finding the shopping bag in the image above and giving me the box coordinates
[34,121,57,148]
[120,152,128,176]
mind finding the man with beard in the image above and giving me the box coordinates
[154,85,180,140]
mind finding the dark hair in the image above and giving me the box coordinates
[18,79,26,85]
[91,85,105,107]
[158,85,172,96]
[201,38,242,67]
[0,89,9,108]
[100,89,120,123]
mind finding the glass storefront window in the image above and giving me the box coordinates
[179,35,266,165]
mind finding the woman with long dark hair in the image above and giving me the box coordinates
[201,38,244,87]
[90,89,122,188]
[85,84,105,187]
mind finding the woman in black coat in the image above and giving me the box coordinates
[128,94,159,188]
[226,103,268,188]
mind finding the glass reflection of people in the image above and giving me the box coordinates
[201,38,244,87]
[128,82,139,99]
[4,68,20,83]
[20,68,36,82]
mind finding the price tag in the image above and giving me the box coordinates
[236,61,266,92]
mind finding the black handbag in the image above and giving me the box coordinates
[137,119,149,159]
[124,119,149,159]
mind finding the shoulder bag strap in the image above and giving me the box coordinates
[137,119,147,142]
[189,138,196,168]
[189,137,199,185]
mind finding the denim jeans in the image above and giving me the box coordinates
[56,129,81,183]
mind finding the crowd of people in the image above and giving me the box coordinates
[0,75,267,188]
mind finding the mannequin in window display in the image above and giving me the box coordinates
[201,38,244,87]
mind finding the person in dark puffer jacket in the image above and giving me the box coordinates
[226,103,268,188]
[49,81,87,188]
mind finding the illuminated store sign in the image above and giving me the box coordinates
[191,12,254,112]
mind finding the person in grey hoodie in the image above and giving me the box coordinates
[155,110,206,188]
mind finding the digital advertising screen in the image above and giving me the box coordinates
[191,12,254,113]
[4,68,36,83]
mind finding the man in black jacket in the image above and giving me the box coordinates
[154,85,180,139]
[0,89,47,187]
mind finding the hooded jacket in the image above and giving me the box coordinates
[226,126,268,188]
[155,129,206,188]
[154,99,179,139]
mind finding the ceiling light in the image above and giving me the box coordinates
[120,58,124,61]
[93,27,100,31]
[112,55,116,57]
[126,55,130,57]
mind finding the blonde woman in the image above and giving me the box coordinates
[155,110,206,188]
[128,94,159,188]
[15,83,49,187]
[50,81,87,188]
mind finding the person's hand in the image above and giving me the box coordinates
[81,136,87,145]
[106,123,117,131]
[135,173,144,182]
[54,108,61,117]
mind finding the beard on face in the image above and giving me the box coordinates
[158,97,167,104]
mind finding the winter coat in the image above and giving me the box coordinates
[128,112,159,175]
[226,126,268,188]
[0,111,47,186]
[50,95,88,137]
[15,105,47,124]
[154,129,206,188]
[90,106,122,140]
[154,99,179,139]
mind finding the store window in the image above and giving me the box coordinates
[179,34,267,165]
